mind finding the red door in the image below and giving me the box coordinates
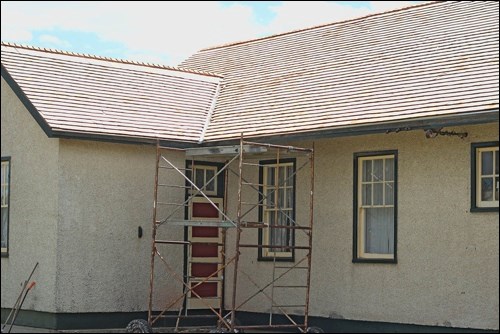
[188,196,223,309]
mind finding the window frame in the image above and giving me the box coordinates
[190,165,218,196]
[186,161,224,198]
[353,150,398,264]
[258,158,296,262]
[471,142,499,212]
[1,157,11,257]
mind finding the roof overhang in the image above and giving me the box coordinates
[198,109,499,147]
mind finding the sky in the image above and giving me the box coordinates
[1,1,421,66]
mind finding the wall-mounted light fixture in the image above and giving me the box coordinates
[424,128,468,139]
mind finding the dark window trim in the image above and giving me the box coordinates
[353,150,398,264]
[470,141,499,213]
[258,158,296,262]
[1,156,11,258]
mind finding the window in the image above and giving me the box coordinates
[259,159,295,260]
[188,165,218,196]
[471,142,499,212]
[353,151,397,263]
[1,157,10,256]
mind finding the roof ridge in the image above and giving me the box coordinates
[199,1,440,52]
[1,41,224,78]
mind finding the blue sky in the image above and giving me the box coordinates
[1,1,421,66]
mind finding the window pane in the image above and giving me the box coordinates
[495,177,499,201]
[481,177,494,201]
[270,212,290,252]
[265,189,275,207]
[385,182,394,205]
[1,207,7,249]
[481,151,493,175]
[286,187,293,208]
[385,158,394,181]
[495,150,499,175]
[268,212,278,251]
[286,166,293,187]
[267,167,275,186]
[278,166,285,187]
[362,184,371,205]
[206,169,215,192]
[364,207,394,254]
[373,183,383,205]
[278,188,285,207]
[362,160,372,182]
[373,159,384,181]
[195,168,204,189]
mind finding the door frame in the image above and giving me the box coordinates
[184,160,226,311]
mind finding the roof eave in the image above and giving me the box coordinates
[199,109,499,146]
[1,64,53,137]
[51,130,199,149]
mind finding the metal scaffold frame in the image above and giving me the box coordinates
[144,136,317,333]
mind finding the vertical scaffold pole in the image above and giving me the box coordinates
[148,140,161,324]
[304,144,315,330]
[230,134,244,331]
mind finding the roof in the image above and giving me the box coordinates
[1,42,222,143]
[181,1,499,142]
[1,1,499,146]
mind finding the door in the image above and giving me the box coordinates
[187,164,224,310]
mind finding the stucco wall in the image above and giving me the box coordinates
[221,123,499,330]
[1,77,59,313]
[310,123,498,330]
[56,140,185,313]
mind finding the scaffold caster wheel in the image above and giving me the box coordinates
[306,326,324,333]
[217,317,244,333]
[125,319,153,333]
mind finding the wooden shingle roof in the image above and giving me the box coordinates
[181,1,499,142]
[1,42,222,144]
[1,1,498,146]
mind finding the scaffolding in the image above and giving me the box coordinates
[144,137,317,333]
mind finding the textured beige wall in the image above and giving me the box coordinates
[221,123,499,330]
[56,141,185,313]
[309,123,498,330]
[1,77,59,312]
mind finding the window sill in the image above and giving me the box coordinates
[258,256,294,262]
[352,258,397,264]
[470,206,499,213]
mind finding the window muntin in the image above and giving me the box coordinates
[476,146,499,208]
[1,158,10,256]
[356,154,396,260]
[190,165,218,195]
[261,161,295,259]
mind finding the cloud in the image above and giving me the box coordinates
[266,1,372,34]
[1,1,421,65]
[369,1,418,13]
[265,1,421,35]
[1,1,263,64]
[38,34,71,48]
